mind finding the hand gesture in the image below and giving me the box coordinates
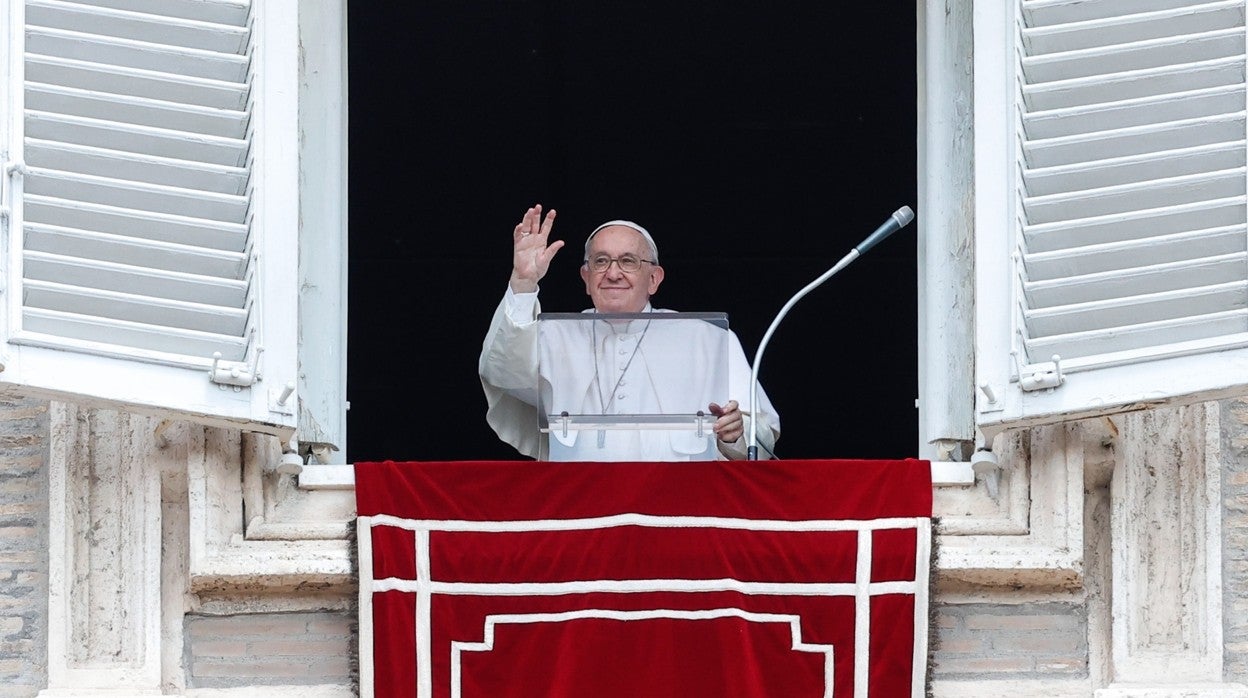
[510,204,565,293]
[709,400,744,444]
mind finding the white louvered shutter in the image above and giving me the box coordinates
[0,0,301,436]
[974,0,1248,436]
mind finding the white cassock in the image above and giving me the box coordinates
[479,287,780,461]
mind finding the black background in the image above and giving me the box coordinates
[347,2,918,462]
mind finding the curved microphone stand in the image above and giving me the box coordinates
[748,206,916,460]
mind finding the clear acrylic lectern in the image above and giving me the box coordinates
[537,312,730,461]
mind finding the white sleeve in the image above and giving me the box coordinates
[505,286,539,326]
[480,286,541,394]
[479,286,545,459]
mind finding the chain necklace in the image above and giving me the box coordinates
[590,316,652,448]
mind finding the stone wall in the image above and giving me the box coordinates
[0,396,49,697]
[0,395,1243,695]
[1222,398,1248,683]
[932,601,1088,679]
[184,612,354,689]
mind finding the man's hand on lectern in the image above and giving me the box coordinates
[709,400,744,444]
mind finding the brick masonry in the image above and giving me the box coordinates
[931,601,1088,679]
[185,612,354,688]
[1222,398,1248,683]
[0,396,49,698]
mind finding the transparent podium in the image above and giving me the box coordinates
[538,311,730,461]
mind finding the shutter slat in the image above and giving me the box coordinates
[1024,224,1246,277]
[26,83,247,138]
[22,308,247,361]
[1024,252,1246,307]
[24,195,246,252]
[1025,281,1248,336]
[65,0,250,26]
[1023,0,1230,28]
[24,251,248,307]
[1023,142,1245,196]
[25,55,247,110]
[1022,168,1245,224]
[1022,1,1242,54]
[1024,85,1245,140]
[25,139,248,194]
[1024,196,1245,250]
[26,111,247,166]
[24,168,247,222]
[27,0,249,53]
[26,26,248,82]
[24,279,248,336]
[1024,113,1244,170]
[1023,29,1242,84]
[1024,309,1248,360]
[1023,56,1242,112]
[25,222,246,278]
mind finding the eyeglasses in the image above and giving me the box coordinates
[584,253,656,273]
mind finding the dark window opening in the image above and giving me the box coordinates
[348,3,918,462]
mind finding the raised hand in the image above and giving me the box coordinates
[509,204,565,293]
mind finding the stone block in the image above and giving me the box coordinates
[186,612,354,688]
[932,602,1088,681]
[0,397,47,695]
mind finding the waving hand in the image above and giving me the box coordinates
[509,204,565,293]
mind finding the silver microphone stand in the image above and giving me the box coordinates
[748,206,916,460]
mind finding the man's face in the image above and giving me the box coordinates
[580,226,664,313]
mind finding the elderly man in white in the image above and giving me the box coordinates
[479,204,779,461]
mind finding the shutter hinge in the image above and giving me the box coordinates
[0,161,24,220]
[1018,353,1064,392]
[210,347,263,388]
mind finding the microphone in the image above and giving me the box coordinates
[858,206,915,255]
[747,206,916,460]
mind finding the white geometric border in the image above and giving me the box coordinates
[357,514,931,698]
[449,609,836,698]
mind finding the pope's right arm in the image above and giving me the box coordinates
[479,286,542,401]
[480,204,564,403]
